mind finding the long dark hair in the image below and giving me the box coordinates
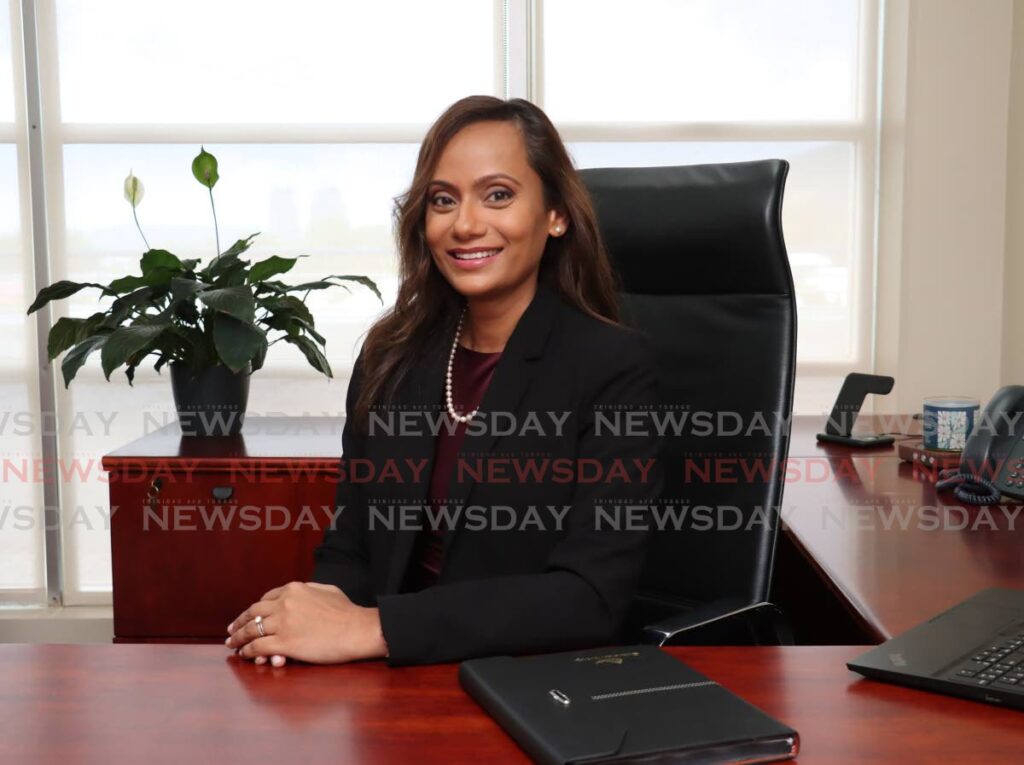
[353,96,621,432]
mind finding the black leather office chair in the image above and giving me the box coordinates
[580,161,797,646]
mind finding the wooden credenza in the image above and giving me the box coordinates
[104,414,1024,647]
[102,417,344,643]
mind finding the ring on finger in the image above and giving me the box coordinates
[255,614,266,638]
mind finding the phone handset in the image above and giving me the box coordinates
[936,385,1024,505]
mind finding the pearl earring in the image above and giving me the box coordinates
[554,225,562,234]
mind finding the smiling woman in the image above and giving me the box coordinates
[425,121,563,317]
[225,96,665,667]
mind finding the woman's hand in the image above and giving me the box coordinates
[225,581,387,666]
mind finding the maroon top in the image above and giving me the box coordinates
[403,343,502,592]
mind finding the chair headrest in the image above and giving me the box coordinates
[580,160,791,296]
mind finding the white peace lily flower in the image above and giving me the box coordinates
[123,172,144,208]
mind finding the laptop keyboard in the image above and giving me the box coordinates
[945,628,1024,690]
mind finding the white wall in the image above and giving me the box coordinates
[875,0,1014,413]
[1004,0,1024,386]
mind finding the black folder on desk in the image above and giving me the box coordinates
[459,645,798,765]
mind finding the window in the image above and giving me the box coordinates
[44,0,502,604]
[543,0,878,394]
[3,0,878,605]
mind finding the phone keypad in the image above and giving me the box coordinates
[1008,458,1024,489]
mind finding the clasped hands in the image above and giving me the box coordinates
[225,581,388,667]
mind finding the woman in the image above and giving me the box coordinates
[225,96,663,666]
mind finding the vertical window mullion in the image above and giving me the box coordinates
[0,0,45,606]
[18,0,63,606]
[505,0,532,100]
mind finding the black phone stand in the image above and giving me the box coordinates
[816,373,896,448]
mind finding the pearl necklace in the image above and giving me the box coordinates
[445,307,478,423]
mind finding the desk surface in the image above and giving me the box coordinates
[2,644,1020,764]
[785,416,1024,640]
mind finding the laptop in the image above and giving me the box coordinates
[848,588,1024,710]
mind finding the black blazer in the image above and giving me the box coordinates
[312,280,664,665]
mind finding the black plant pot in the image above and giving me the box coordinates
[169,362,251,437]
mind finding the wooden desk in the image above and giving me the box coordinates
[781,416,1024,641]
[2,644,1020,763]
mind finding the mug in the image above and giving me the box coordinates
[923,396,981,451]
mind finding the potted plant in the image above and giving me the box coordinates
[27,147,381,436]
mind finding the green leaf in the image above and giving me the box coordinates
[167,324,206,360]
[170,277,204,302]
[328,275,382,303]
[49,312,110,361]
[140,249,182,275]
[293,316,326,345]
[133,251,184,292]
[215,259,249,287]
[220,233,259,260]
[207,257,240,282]
[284,280,333,291]
[78,312,109,340]
[148,278,203,323]
[260,297,325,344]
[108,275,147,294]
[248,254,303,284]
[142,267,180,289]
[212,313,266,373]
[61,335,107,387]
[262,294,314,324]
[283,334,333,378]
[101,324,169,381]
[201,236,259,283]
[191,146,219,189]
[47,317,85,361]
[267,280,335,293]
[27,280,110,314]
[105,286,156,327]
[250,337,268,373]
[198,286,256,324]
[175,300,200,324]
[46,315,107,361]
[263,313,299,336]
[263,274,382,303]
